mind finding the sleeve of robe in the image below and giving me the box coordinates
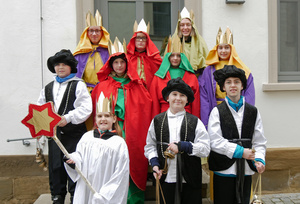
[242,73,255,106]
[65,133,129,204]
[149,76,162,119]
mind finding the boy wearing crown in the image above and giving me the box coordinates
[150,35,200,119]
[145,78,210,204]
[199,27,255,129]
[208,65,266,204]
[127,19,162,90]
[91,37,152,204]
[165,7,208,75]
[37,49,92,203]
[74,10,110,93]
[64,92,129,204]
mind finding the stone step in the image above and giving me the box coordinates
[34,194,71,204]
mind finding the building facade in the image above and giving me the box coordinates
[0,0,299,202]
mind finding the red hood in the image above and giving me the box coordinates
[97,52,140,82]
[127,31,160,57]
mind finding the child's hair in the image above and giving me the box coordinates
[112,117,122,137]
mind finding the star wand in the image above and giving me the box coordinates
[21,102,97,195]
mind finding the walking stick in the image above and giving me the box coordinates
[21,102,97,195]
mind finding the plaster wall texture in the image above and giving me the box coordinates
[0,1,78,155]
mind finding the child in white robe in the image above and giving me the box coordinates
[64,93,129,204]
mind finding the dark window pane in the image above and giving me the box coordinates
[279,0,300,82]
[144,2,171,37]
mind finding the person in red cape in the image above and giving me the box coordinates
[127,19,162,89]
[91,39,152,203]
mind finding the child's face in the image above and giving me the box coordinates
[54,63,71,78]
[217,44,231,60]
[179,18,192,37]
[169,52,181,68]
[112,58,127,76]
[167,91,188,114]
[223,77,243,100]
[87,26,102,45]
[96,112,116,131]
[135,32,147,53]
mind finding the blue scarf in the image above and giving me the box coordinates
[55,73,76,83]
[227,96,244,112]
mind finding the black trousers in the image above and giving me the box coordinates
[160,182,202,204]
[213,174,252,204]
[48,138,76,197]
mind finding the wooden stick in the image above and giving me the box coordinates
[52,135,97,195]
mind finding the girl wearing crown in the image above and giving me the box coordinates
[64,92,129,204]
[164,7,208,76]
[127,19,162,90]
[150,35,200,119]
[199,27,255,129]
[91,38,152,204]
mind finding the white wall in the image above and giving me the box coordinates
[191,0,300,148]
[0,1,77,155]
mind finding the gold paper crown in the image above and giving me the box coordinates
[86,10,102,27]
[216,27,233,45]
[166,35,184,53]
[96,92,113,113]
[108,37,127,56]
[133,19,150,34]
[178,7,194,22]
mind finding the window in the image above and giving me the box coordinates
[278,0,300,82]
[94,0,183,53]
[263,0,300,91]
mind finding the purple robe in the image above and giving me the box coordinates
[198,65,255,128]
[74,47,109,88]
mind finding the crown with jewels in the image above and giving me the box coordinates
[86,10,102,27]
[216,27,233,45]
[108,37,127,56]
[133,18,150,34]
[96,92,113,113]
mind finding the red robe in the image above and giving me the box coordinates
[150,71,200,119]
[127,31,162,89]
[91,53,152,191]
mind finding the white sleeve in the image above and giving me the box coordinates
[144,120,159,161]
[64,133,87,182]
[36,88,46,105]
[208,107,237,159]
[64,81,92,124]
[252,110,267,161]
[191,119,210,157]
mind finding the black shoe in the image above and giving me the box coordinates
[52,195,65,204]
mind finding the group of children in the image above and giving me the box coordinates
[35,7,267,204]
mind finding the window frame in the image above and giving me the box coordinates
[263,0,300,91]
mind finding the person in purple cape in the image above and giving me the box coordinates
[199,27,255,129]
[73,10,110,93]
